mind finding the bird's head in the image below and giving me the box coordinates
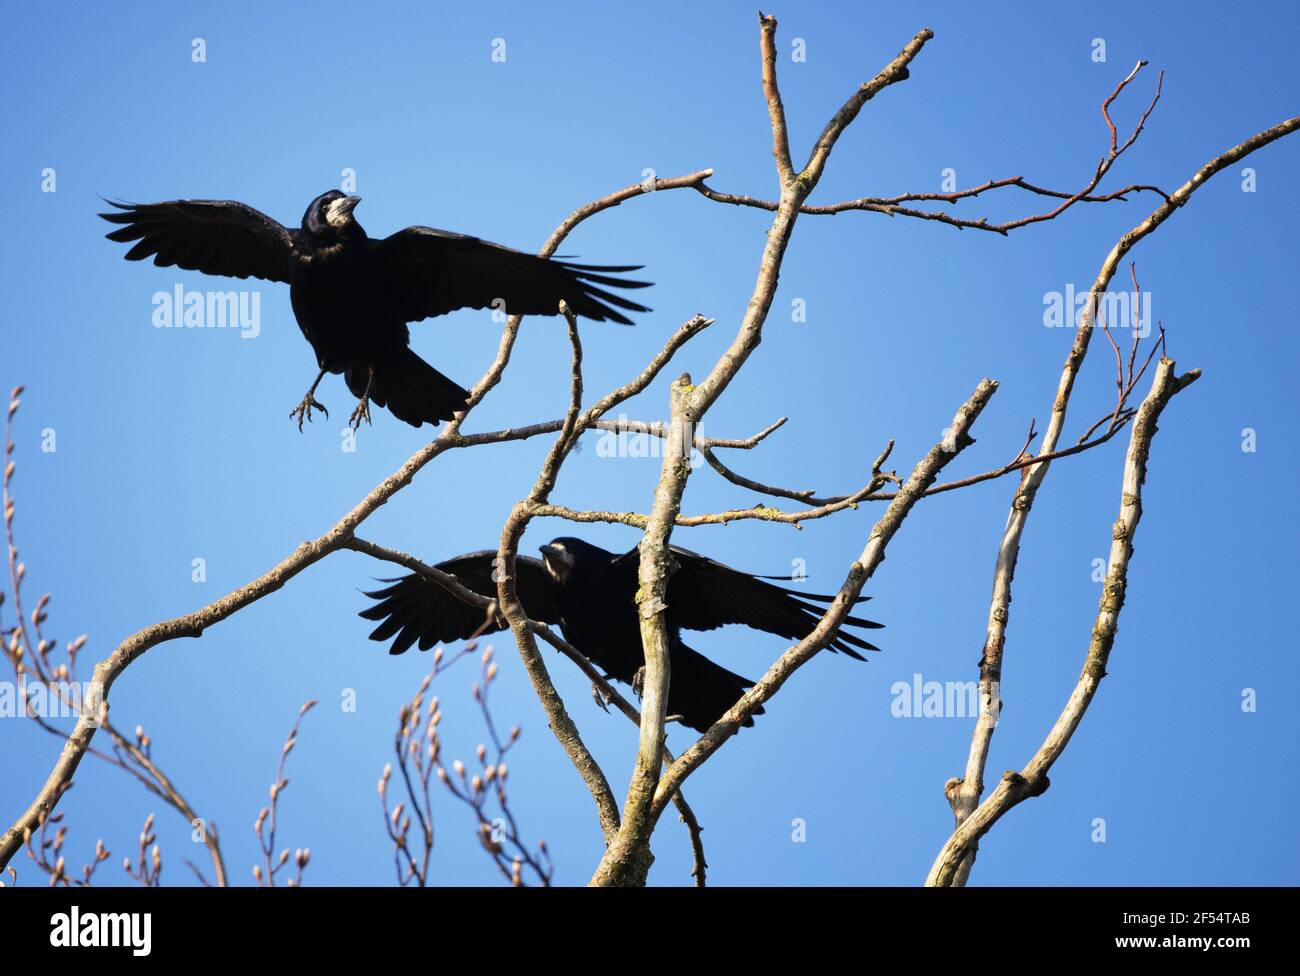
[301,190,363,238]
[539,537,601,582]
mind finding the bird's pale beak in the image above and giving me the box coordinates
[539,544,574,568]
[341,195,361,214]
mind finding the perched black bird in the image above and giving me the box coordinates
[100,191,651,429]
[360,537,882,733]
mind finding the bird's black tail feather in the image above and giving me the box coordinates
[353,348,470,428]
[669,641,765,733]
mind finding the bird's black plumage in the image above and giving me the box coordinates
[359,537,882,733]
[100,191,651,429]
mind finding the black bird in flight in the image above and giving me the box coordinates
[100,191,651,429]
[360,537,882,733]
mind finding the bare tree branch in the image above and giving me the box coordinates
[759,12,795,185]
[493,312,713,845]
[941,114,1300,886]
[695,59,1166,235]
[590,373,696,886]
[928,359,1200,886]
[569,15,928,886]
[700,413,1135,508]
[583,15,933,886]
[493,316,625,841]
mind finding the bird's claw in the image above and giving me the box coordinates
[632,666,645,700]
[591,682,611,714]
[348,398,372,431]
[290,394,329,432]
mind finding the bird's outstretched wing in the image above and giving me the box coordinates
[615,546,883,659]
[359,551,559,655]
[99,199,295,282]
[370,226,652,325]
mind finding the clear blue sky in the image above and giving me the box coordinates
[2,0,1296,886]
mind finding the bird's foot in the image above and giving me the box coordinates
[591,682,611,714]
[348,397,373,431]
[290,392,329,432]
[632,666,645,700]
